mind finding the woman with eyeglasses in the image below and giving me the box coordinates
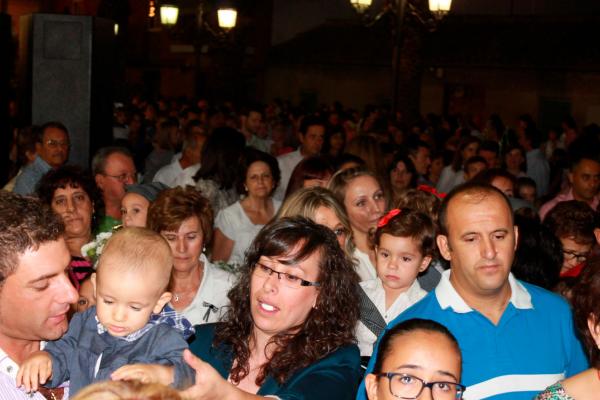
[182,217,361,400]
[364,318,465,400]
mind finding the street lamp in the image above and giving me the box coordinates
[428,0,452,20]
[350,0,373,13]
[160,4,179,26]
[349,0,452,115]
[217,8,237,31]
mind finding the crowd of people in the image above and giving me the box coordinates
[0,98,599,400]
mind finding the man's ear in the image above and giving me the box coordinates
[567,170,574,185]
[594,228,600,245]
[90,273,97,296]
[437,234,452,261]
[95,174,105,191]
[153,292,173,314]
[365,373,380,400]
[513,225,519,251]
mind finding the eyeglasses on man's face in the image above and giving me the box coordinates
[102,172,137,183]
[253,263,320,289]
[376,372,465,400]
[45,139,70,148]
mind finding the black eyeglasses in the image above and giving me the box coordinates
[253,263,320,289]
[563,249,589,264]
[376,372,465,400]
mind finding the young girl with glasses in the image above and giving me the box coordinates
[364,318,465,400]
[356,208,436,358]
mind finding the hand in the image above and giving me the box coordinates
[111,364,174,386]
[179,349,230,400]
[15,351,53,393]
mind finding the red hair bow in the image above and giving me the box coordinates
[417,185,447,199]
[378,209,401,228]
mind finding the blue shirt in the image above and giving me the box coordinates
[44,306,194,396]
[13,156,52,195]
[357,271,588,400]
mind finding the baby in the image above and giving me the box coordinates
[17,227,193,396]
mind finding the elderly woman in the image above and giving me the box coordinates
[37,165,99,288]
[148,186,234,326]
[212,148,281,267]
[182,217,361,399]
[329,167,386,281]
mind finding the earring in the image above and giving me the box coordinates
[202,246,206,253]
[244,185,248,192]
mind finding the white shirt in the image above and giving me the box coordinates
[215,200,281,267]
[274,148,303,200]
[178,254,236,326]
[353,248,377,282]
[435,270,532,313]
[153,155,200,188]
[0,343,68,400]
[436,165,464,194]
[356,279,426,356]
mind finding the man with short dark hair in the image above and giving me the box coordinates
[240,106,271,154]
[14,122,70,195]
[358,182,588,400]
[0,192,78,399]
[406,138,432,186]
[274,115,325,199]
[539,155,600,220]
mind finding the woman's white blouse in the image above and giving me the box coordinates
[215,199,282,267]
[179,254,236,326]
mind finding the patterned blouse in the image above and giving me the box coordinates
[534,383,575,400]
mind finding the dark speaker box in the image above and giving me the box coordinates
[0,13,11,184]
[19,14,114,168]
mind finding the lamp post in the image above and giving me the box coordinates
[350,0,452,117]
[160,4,179,26]
[217,8,237,31]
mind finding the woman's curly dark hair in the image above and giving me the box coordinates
[215,217,359,386]
[571,255,600,368]
[36,165,100,215]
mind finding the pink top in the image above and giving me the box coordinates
[539,188,600,221]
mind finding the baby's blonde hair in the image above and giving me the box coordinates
[71,380,181,400]
[97,227,173,293]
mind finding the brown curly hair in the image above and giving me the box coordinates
[571,255,600,368]
[543,200,596,246]
[215,217,359,386]
[147,186,214,246]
